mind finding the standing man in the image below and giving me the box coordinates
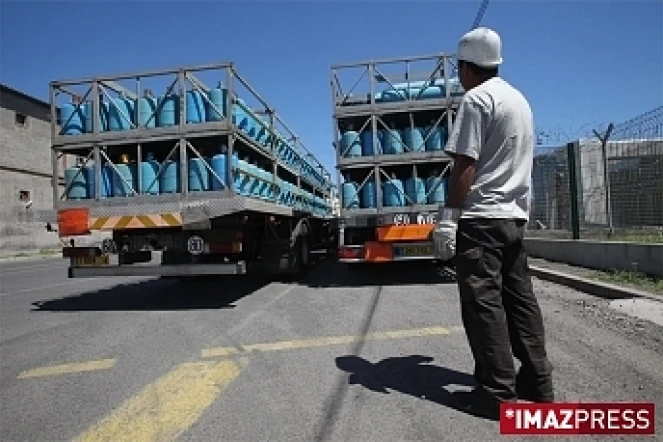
[434,27,555,418]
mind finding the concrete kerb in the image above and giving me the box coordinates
[529,265,662,303]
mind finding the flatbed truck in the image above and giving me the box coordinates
[47,61,337,278]
[330,52,464,264]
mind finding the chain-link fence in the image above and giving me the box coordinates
[527,106,663,243]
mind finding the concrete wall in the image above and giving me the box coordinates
[577,138,663,227]
[0,88,89,254]
[525,238,663,277]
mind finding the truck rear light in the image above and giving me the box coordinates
[338,246,363,260]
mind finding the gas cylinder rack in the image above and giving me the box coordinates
[48,61,336,278]
[330,52,465,263]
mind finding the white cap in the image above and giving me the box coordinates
[456,27,503,68]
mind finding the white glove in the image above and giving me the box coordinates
[432,207,460,261]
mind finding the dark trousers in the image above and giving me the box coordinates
[454,218,554,402]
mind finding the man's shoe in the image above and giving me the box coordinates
[516,384,554,403]
[452,389,507,421]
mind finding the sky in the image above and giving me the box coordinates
[1,0,662,181]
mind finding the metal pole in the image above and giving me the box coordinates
[567,141,580,240]
[593,123,614,237]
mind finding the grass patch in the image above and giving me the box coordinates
[38,248,61,256]
[589,269,663,295]
[0,248,61,260]
[590,233,663,244]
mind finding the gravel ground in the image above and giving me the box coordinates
[532,277,663,358]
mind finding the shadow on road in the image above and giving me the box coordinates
[31,275,272,312]
[332,355,494,421]
[337,354,472,399]
[30,259,455,312]
[303,260,457,288]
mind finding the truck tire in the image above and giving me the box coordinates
[293,235,310,277]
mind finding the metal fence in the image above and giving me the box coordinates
[527,106,663,243]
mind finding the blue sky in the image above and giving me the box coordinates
[1,0,661,180]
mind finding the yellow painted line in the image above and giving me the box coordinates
[74,360,242,442]
[202,325,463,358]
[18,358,117,379]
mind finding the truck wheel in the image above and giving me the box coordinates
[294,236,310,278]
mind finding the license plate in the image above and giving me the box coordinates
[392,213,436,226]
[73,255,109,267]
[394,244,433,257]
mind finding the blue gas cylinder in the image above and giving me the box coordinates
[259,168,270,199]
[381,129,403,154]
[237,159,251,195]
[405,176,426,205]
[84,100,109,133]
[85,164,112,198]
[158,94,179,127]
[60,103,85,135]
[140,154,160,194]
[264,171,274,199]
[287,183,295,208]
[406,84,443,100]
[341,182,359,209]
[404,127,425,152]
[188,157,209,191]
[64,167,87,199]
[160,160,181,193]
[247,163,261,197]
[231,153,241,193]
[360,130,380,156]
[361,180,377,209]
[211,152,228,190]
[186,90,207,124]
[233,99,249,132]
[340,130,361,157]
[112,163,137,197]
[246,113,258,140]
[279,181,289,205]
[137,96,158,128]
[426,176,447,204]
[425,125,448,151]
[109,96,135,131]
[383,177,405,207]
[207,81,227,121]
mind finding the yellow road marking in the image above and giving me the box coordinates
[18,358,116,379]
[202,325,463,358]
[74,360,242,442]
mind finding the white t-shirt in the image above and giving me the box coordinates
[444,76,534,221]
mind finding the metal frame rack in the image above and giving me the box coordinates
[50,61,335,227]
[330,52,464,228]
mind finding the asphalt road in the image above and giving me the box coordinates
[1,257,662,442]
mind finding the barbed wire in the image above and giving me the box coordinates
[529,105,663,242]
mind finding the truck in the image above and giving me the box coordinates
[330,52,464,265]
[47,61,337,279]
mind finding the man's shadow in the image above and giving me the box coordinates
[335,354,497,420]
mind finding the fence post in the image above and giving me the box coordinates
[567,141,580,240]
[593,123,615,237]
